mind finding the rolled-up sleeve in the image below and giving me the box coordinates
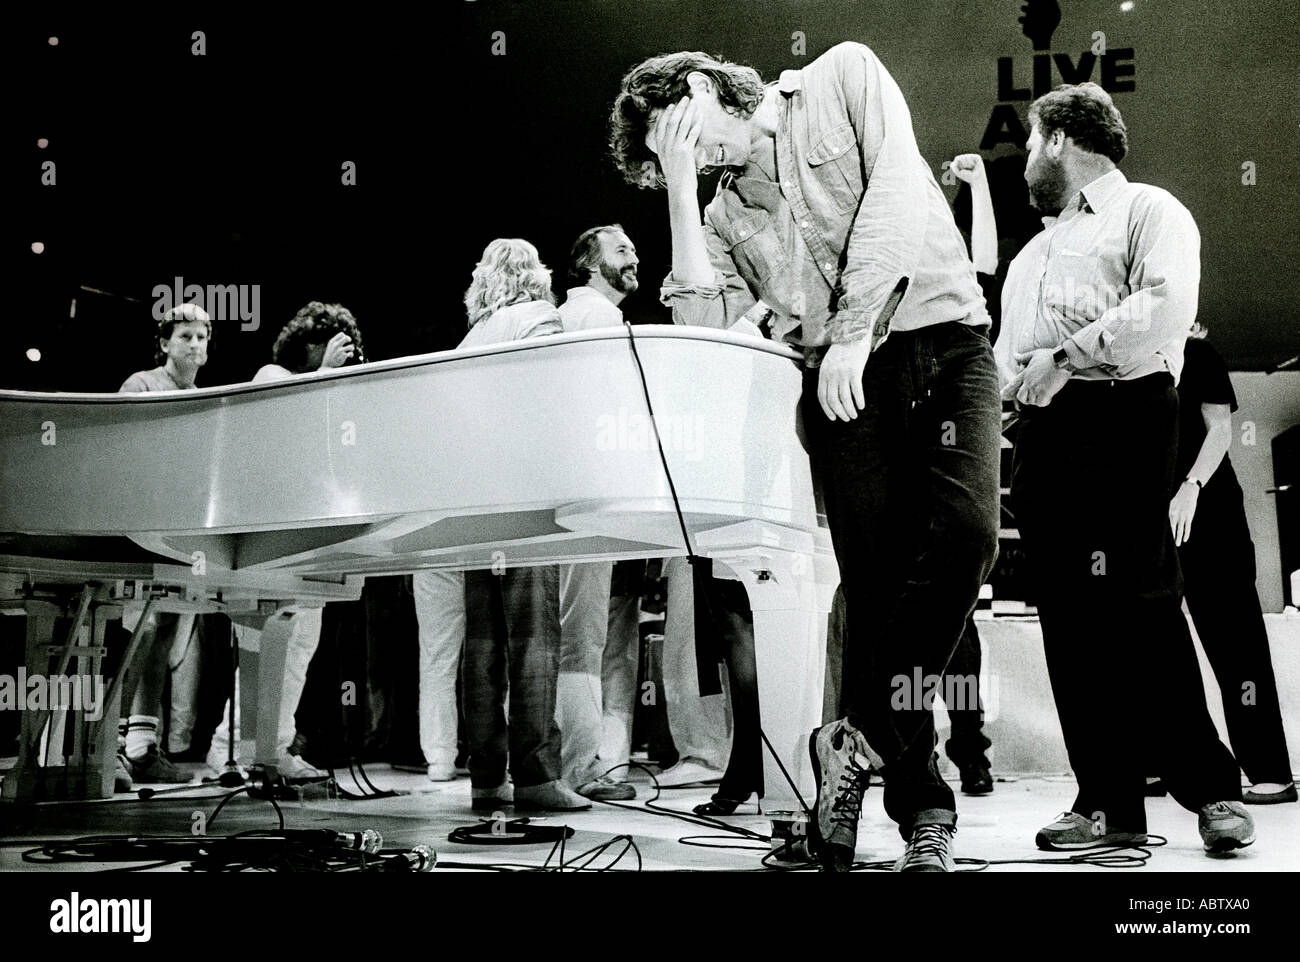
[659,217,757,328]
[1063,193,1200,371]
[832,42,928,343]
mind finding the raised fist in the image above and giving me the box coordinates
[1019,0,1061,50]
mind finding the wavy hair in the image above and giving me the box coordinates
[610,52,765,188]
[271,302,366,373]
[1029,82,1128,164]
[464,238,555,328]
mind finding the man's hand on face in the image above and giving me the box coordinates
[1000,348,1071,407]
[650,97,702,191]
[817,335,874,421]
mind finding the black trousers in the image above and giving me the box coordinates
[1011,374,1241,831]
[1180,473,1293,785]
[804,323,1002,834]
[944,616,991,767]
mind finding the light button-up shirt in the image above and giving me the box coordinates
[995,168,1200,387]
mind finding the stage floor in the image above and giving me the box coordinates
[2,762,1296,873]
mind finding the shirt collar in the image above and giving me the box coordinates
[1073,168,1127,214]
[777,70,802,95]
[565,286,600,299]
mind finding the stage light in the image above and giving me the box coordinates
[1120,1,1134,10]
[37,138,48,148]
[31,242,45,254]
[26,349,41,363]
[48,37,58,45]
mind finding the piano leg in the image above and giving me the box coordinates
[702,523,837,843]
[235,606,324,770]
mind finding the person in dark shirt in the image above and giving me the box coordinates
[1169,324,1294,804]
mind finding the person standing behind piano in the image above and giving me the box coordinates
[206,302,364,782]
[552,225,641,802]
[459,238,590,812]
[115,302,213,790]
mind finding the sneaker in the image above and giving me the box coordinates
[1242,782,1297,805]
[655,758,724,788]
[427,764,456,782]
[808,720,883,872]
[1035,811,1148,850]
[276,752,328,781]
[127,746,192,784]
[959,759,994,795]
[471,781,513,813]
[1198,801,1256,853]
[894,823,955,873]
[576,775,636,801]
[514,781,593,812]
[114,753,133,793]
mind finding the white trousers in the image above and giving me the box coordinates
[209,607,322,765]
[557,562,613,787]
[411,570,465,770]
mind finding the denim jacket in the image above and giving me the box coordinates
[660,42,988,357]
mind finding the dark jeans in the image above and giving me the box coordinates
[944,616,992,767]
[1180,472,1292,785]
[1012,374,1241,831]
[463,566,562,790]
[803,322,1001,836]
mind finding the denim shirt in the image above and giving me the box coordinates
[660,42,988,361]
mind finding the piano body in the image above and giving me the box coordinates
[0,326,837,824]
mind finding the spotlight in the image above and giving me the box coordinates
[1120,0,1134,9]
[48,37,58,46]
[31,242,45,254]
[26,349,41,363]
[38,138,48,148]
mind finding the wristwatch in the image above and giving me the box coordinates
[1052,345,1073,371]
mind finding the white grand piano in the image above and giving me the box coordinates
[0,326,837,827]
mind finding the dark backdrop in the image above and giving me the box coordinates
[8,0,1298,394]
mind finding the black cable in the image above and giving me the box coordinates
[354,759,400,798]
[207,786,284,831]
[623,322,696,560]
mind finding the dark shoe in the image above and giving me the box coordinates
[1035,811,1148,850]
[1243,782,1297,805]
[692,792,755,816]
[959,760,994,795]
[808,720,883,873]
[1198,801,1255,853]
[894,823,955,873]
[114,753,133,793]
[127,746,192,784]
